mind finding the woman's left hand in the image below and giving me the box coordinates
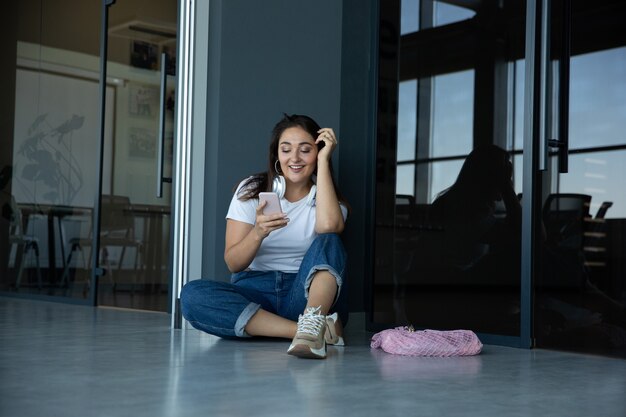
[316,128,338,162]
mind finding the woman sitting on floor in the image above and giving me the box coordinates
[181,113,349,359]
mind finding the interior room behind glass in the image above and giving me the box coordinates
[1,0,177,312]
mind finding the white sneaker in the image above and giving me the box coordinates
[287,306,327,359]
[325,312,345,346]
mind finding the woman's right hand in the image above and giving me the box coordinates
[254,200,289,239]
[224,202,288,273]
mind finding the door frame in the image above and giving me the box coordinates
[94,0,196,313]
[168,0,198,328]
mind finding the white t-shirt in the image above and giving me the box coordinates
[226,179,348,272]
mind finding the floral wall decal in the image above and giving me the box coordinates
[18,114,85,205]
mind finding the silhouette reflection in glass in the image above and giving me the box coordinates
[429,144,521,279]
[394,145,521,333]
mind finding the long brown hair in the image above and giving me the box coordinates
[434,144,511,215]
[236,114,348,210]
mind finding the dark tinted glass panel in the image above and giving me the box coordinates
[373,0,526,337]
[534,1,626,357]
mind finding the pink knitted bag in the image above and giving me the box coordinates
[371,326,483,357]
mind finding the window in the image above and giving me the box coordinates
[434,1,475,27]
[431,70,474,158]
[569,48,626,149]
[397,79,417,162]
[401,0,420,35]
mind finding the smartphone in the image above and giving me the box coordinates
[259,192,283,215]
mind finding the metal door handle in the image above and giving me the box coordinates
[538,0,551,171]
[156,52,172,198]
[543,0,571,173]
[555,0,571,173]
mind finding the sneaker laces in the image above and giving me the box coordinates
[296,306,325,336]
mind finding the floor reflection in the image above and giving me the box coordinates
[370,348,482,381]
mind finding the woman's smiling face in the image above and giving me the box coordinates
[277,126,318,187]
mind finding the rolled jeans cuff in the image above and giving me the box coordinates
[303,264,343,307]
[235,302,261,337]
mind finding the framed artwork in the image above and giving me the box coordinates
[128,127,156,159]
[128,83,158,118]
[130,40,158,70]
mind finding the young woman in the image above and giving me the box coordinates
[180,114,349,359]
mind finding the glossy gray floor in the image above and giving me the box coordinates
[1,297,625,417]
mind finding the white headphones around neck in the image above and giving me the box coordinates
[272,175,316,206]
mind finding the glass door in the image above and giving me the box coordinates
[94,0,177,311]
[1,0,106,303]
[372,0,528,345]
[533,0,626,357]
[0,0,177,312]
[371,0,626,354]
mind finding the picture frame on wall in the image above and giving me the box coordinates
[128,127,156,159]
[128,83,158,118]
[130,40,158,70]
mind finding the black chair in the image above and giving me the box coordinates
[583,201,613,269]
[8,196,42,289]
[540,193,593,289]
[542,193,592,251]
[594,201,613,220]
[60,195,143,290]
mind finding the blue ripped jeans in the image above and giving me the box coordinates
[180,234,347,338]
